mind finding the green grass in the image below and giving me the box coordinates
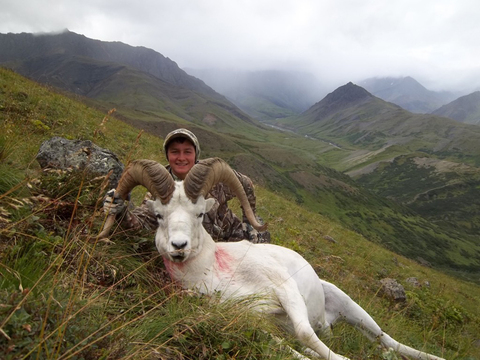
[1,67,480,359]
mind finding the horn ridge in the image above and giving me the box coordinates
[116,159,175,204]
[98,159,175,238]
[184,157,267,232]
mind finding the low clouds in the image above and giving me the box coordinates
[1,0,479,92]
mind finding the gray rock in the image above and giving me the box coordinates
[406,277,421,287]
[36,137,124,188]
[379,278,406,302]
[323,235,337,244]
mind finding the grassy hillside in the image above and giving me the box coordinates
[1,68,480,359]
[352,154,480,234]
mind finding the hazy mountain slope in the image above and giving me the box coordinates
[432,91,480,125]
[186,68,327,121]
[360,76,456,113]
[0,31,266,135]
[0,30,214,95]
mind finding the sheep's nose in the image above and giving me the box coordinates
[172,241,187,250]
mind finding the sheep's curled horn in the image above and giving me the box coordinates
[98,157,267,238]
[184,157,267,231]
[98,159,175,239]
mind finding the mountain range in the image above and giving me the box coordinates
[189,69,475,121]
[1,30,479,282]
[0,30,212,94]
[2,30,477,124]
[270,82,480,243]
[273,82,480,159]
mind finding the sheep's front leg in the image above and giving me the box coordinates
[275,283,350,360]
[291,320,349,360]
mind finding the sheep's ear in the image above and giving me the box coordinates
[205,198,215,212]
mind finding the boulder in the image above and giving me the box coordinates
[36,137,124,188]
[379,278,406,302]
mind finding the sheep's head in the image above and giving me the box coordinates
[147,184,215,262]
[101,158,266,263]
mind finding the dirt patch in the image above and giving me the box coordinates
[202,113,217,125]
[413,157,475,174]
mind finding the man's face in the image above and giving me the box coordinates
[167,140,196,180]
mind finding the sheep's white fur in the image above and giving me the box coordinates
[147,182,445,360]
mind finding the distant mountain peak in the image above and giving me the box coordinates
[360,76,458,113]
[324,82,372,105]
[300,82,374,121]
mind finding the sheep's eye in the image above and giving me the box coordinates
[156,214,164,221]
[197,213,204,219]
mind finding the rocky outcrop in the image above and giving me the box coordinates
[36,137,124,188]
[379,278,406,302]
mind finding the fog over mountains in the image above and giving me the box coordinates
[188,67,477,123]
[185,68,329,121]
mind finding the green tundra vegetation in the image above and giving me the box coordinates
[1,68,479,359]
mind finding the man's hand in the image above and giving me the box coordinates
[103,189,125,215]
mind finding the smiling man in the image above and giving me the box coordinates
[162,128,199,179]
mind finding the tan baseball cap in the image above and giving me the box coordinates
[163,128,200,161]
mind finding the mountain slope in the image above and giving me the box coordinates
[0,30,214,94]
[360,76,457,113]
[0,30,267,135]
[432,91,480,125]
[274,82,480,163]
[352,154,480,234]
[269,82,480,273]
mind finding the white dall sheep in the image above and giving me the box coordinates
[100,157,445,360]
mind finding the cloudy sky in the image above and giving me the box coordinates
[2,0,479,92]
